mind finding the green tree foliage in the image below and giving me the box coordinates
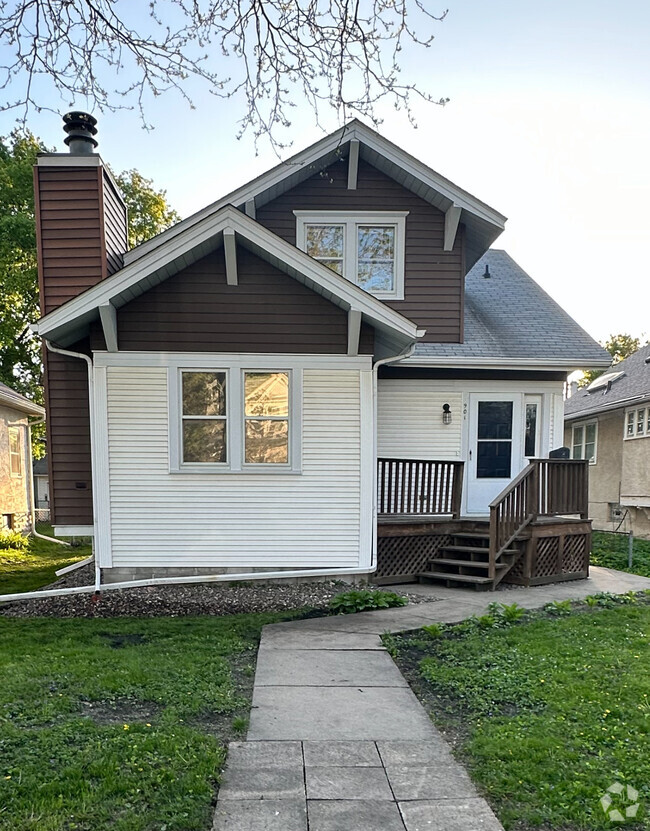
[0,129,180,454]
[580,333,648,387]
[114,169,181,249]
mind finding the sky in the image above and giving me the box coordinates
[2,0,649,344]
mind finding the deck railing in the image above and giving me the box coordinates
[489,459,589,579]
[377,458,464,517]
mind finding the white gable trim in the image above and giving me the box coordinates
[36,205,420,345]
[122,120,506,268]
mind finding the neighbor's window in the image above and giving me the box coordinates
[181,371,227,463]
[8,427,21,475]
[295,211,407,298]
[244,372,290,464]
[571,421,597,463]
[624,406,649,439]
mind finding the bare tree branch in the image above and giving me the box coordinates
[0,0,448,148]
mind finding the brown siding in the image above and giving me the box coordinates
[115,245,374,354]
[256,158,464,343]
[43,347,93,526]
[101,172,128,277]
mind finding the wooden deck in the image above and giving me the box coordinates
[376,458,591,589]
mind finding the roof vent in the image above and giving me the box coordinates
[63,111,98,154]
[483,264,491,278]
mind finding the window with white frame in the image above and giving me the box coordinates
[624,405,650,439]
[177,369,294,470]
[294,211,407,299]
[571,421,597,464]
[8,427,21,476]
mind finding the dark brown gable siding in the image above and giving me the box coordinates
[43,347,93,526]
[256,158,464,343]
[115,245,374,354]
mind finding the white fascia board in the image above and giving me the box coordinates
[37,206,419,343]
[122,120,506,267]
[402,355,614,371]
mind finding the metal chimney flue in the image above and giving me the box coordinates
[63,111,98,154]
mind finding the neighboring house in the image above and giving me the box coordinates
[33,455,50,510]
[0,382,45,531]
[32,113,610,590]
[564,344,650,539]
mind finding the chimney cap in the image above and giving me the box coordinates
[62,111,98,153]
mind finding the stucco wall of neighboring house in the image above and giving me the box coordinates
[0,405,29,528]
[621,435,650,504]
[565,409,624,531]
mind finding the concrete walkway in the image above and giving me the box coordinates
[213,567,650,830]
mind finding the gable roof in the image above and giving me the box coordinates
[34,205,422,353]
[0,382,45,417]
[121,120,507,272]
[565,343,650,420]
[405,250,612,370]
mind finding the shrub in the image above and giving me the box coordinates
[544,599,572,616]
[0,529,29,552]
[329,589,407,615]
[500,602,526,623]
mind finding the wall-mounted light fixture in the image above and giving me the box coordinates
[442,403,452,425]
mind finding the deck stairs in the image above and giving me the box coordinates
[417,525,524,590]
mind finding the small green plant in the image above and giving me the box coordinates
[329,589,407,614]
[0,528,29,551]
[544,599,572,616]
[501,602,526,623]
[477,614,497,629]
[584,595,600,607]
[592,591,619,608]
[231,716,248,733]
[422,622,446,639]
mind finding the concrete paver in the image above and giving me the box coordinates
[213,567,650,830]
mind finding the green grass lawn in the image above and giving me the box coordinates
[389,601,650,830]
[0,525,91,596]
[0,612,292,831]
[592,531,650,578]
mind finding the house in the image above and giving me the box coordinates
[564,344,650,539]
[33,455,50,511]
[0,382,45,531]
[32,112,611,591]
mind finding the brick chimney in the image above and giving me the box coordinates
[34,113,128,531]
[34,112,128,315]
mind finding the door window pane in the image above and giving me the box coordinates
[477,441,512,479]
[525,403,538,457]
[478,401,513,439]
[305,224,344,274]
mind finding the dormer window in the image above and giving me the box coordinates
[295,211,407,299]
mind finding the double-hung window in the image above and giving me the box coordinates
[176,368,295,471]
[625,406,650,439]
[294,211,407,299]
[8,427,21,476]
[571,421,597,464]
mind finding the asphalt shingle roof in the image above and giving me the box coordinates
[565,342,650,419]
[0,382,44,416]
[413,250,611,366]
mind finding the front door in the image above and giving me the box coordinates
[465,395,524,515]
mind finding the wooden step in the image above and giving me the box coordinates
[451,532,490,539]
[418,571,493,585]
[429,558,510,570]
[441,545,491,554]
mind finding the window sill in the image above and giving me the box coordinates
[170,466,303,475]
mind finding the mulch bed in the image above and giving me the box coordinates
[1,563,441,618]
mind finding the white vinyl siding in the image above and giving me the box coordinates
[105,365,366,569]
[377,379,463,459]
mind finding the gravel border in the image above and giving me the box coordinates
[1,563,442,618]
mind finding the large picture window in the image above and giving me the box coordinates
[571,421,597,464]
[175,367,296,471]
[295,211,407,299]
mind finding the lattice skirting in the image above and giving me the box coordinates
[503,525,591,586]
[376,534,451,580]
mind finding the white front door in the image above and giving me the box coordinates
[465,395,524,515]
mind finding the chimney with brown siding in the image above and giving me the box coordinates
[34,113,128,530]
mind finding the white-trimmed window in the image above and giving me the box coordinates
[571,421,597,464]
[625,406,650,439]
[294,211,407,299]
[173,368,298,472]
[8,427,21,476]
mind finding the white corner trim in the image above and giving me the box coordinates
[223,227,238,286]
[347,309,362,357]
[93,365,112,566]
[347,139,360,190]
[444,205,462,251]
[98,302,118,352]
[359,369,374,569]
[244,199,256,219]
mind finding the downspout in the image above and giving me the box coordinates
[371,338,420,570]
[45,341,101,593]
